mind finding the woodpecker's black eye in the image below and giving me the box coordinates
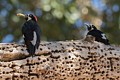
[29,14,33,17]
[28,14,33,18]
[91,25,97,30]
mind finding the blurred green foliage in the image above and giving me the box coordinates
[0,0,120,45]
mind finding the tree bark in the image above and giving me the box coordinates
[0,40,120,80]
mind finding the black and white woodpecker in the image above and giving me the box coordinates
[17,13,41,57]
[85,23,110,45]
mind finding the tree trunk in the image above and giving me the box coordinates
[0,40,120,80]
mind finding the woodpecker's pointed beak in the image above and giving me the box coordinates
[85,23,92,31]
[17,13,25,18]
[84,23,90,27]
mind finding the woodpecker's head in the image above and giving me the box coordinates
[17,13,37,22]
[85,23,97,31]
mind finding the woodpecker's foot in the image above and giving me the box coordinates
[28,54,35,58]
[31,54,35,58]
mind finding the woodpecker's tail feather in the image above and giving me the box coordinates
[103,40,110,45]
[27,43,36,57]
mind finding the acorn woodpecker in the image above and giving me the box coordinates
[85,23,110,45]
[17,13,41,57]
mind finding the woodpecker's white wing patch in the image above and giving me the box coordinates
[31,31,37,46]
[23,35,25,38]
[101,34,107,40]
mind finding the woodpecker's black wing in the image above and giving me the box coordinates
[22,20,41,57]
[34,22,41,50]
[87,30,110,45]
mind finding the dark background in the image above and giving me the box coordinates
[0,0,120,45]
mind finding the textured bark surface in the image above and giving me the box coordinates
[0,40,120,80]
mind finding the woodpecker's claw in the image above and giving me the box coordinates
[17,13,25,17]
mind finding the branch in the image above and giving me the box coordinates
[0,40,120,80]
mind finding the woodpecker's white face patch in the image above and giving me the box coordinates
[91,27,94,30]
[27,16,32,21]
[31,31,37,46]
[101,34,107,40]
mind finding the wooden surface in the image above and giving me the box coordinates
[0,40,120,80]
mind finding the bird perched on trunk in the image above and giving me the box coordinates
[17,13,41,57]
[85,23,110,45]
